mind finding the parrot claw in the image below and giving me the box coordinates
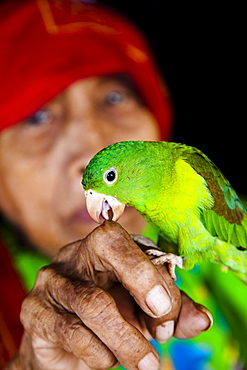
[130,235,183,280]
[145,249,184,281]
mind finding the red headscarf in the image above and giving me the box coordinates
[0,0,173,139]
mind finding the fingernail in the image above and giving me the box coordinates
[146,285,171,317]
[138,352,160,370]
[194,303,214,331]
[156,320,174,343]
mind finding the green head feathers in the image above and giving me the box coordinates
[82,141,173,208]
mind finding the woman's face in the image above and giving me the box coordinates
[0,75,161,256]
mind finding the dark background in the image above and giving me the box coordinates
[101,1,245,195]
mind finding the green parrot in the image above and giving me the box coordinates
[82,141,247,283]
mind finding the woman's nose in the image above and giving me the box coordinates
[64,115,108,176]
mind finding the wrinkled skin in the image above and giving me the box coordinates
[7,222,212,370]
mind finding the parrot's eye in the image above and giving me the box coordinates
[103,167,117,185]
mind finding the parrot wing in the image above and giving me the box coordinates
[182,146,247,250]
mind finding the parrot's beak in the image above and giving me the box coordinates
[85,189,125,223]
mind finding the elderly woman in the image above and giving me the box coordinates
[0,1,246,369]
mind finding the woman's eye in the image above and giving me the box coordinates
[27,110,53,125]
[105,91,125,105]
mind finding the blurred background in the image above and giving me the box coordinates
[101,0,245,195]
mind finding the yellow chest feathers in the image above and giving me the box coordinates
[157,159,214,223]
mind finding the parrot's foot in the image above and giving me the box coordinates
[145,249,184,281]
[130,235,183,280]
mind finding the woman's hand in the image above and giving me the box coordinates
[8,221,212,370]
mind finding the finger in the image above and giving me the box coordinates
[24,267,161,370]
[174,292,213,339]
[21,291,118,370]
[142,264,181,343]
[21,332,95,370]
[83,221,172,318]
